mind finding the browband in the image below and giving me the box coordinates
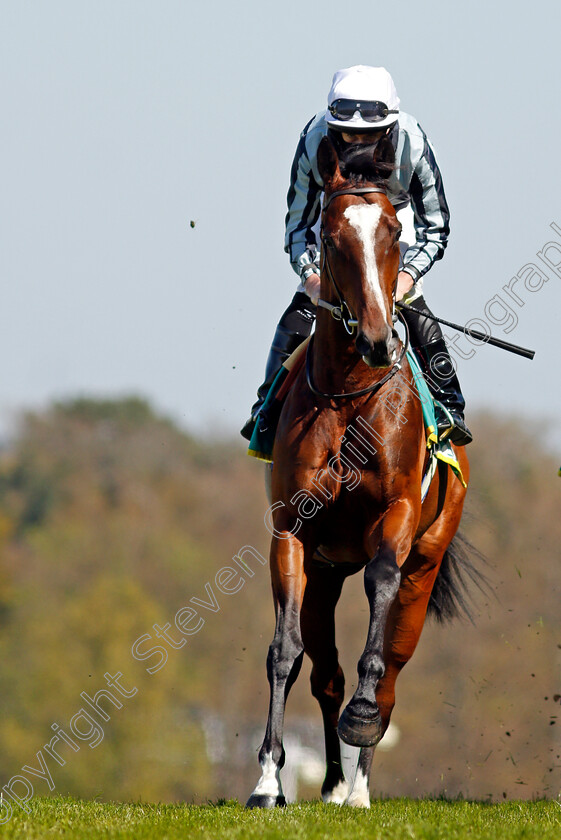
[323,186,386,210]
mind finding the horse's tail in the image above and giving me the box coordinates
[427,531,490,624]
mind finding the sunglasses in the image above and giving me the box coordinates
[328,99,399,123]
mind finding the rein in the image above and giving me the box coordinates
[307,185,407,400]
[305,316,408,400]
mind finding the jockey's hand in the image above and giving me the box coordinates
[303,273,321,305]
[396,270,415,302]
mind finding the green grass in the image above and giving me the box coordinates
[0,797,559,839]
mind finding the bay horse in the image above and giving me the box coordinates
[247,135,471,808]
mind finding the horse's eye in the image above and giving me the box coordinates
[395,226,402,241]
[323,234,335,249]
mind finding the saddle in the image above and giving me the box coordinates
[247,338,309,462]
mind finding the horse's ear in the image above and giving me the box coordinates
[372,135,396,180]
[317,136,342,187]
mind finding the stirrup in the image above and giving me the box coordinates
[435,403,472,446]
[240,415,257,441]
[241,406,273,442]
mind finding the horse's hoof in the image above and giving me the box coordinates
[338,708,382,747]
[245,794,287,809]
[321,778,349,805]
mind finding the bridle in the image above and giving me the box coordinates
[306,186,408,400]
[317,187,387,334]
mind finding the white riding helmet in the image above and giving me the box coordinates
[326,65,400,131]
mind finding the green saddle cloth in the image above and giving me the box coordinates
[247,366,289,462]
[406,349,438,444]
[407,351,467,495]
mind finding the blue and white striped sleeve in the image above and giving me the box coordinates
[284,119,323,279]
[402,128,450,282]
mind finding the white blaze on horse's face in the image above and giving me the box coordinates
[343,204,385,313]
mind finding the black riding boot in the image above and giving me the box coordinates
[240,292,316,441]
[400,296,472,446]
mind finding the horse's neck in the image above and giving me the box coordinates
[312,311,371,393]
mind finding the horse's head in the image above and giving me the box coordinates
[317,135,401,368]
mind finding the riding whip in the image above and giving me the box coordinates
[397,303,535,360]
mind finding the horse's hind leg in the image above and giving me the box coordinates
[346,746,375,808]
[301,562,348,804]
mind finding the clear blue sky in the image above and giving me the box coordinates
[1,1,560,446]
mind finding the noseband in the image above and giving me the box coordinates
[306,186,408,400]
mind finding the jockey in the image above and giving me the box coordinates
[241,65,472,446]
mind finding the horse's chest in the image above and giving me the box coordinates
[286,458,386,515]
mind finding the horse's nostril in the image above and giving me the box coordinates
[355,333,371,356]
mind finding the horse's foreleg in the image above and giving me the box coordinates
[246,533,307,809]
[375,562,441,732]
[343,565,434,808]
[345,506,465,806]
[301,563,348,804]
[376,492,466,736]
[338,501,416,749]
[337,547,401,747]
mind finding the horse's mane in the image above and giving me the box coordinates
[330,133,395,186]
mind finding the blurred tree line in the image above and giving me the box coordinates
[0,397,559,805]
